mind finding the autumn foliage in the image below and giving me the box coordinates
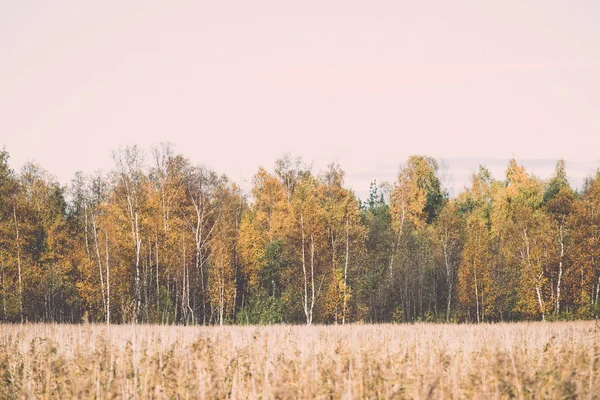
[1,146,599,324]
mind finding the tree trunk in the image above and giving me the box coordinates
[186,245,193,325]
[474,260,480,323]
[522,227,545,320]
[196,243,206,325]
[442,230,453,321]
[330,227,337,324]
[536,271,545,321]
[181,237,188,324]
[556,221,564,315]
[219,276,225,326]
[301,213,310,324]
[134,211,141,322]
[92,214,107,321]
[105,228,111,324]
[191,196,217,326]
[342,215,350,325]
[595,274,600,306]
[155,234,160,313]
[1,261,6,320]
[83,203,91,258]
[310,233,316,325]
[13,205,23,323]
[446,280,453,322]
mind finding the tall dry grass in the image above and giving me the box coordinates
[0,321,598,399]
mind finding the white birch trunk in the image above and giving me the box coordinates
[442,229,453,321]
[310,234,316,325]
[301,213,310,324]
[105,228,111,324]
[134,211,141,321]
[342,215,350,325]
[13,205,23,323]
[556,220,564,315]
[91,214,107,321]
[474,260,480,323]
[155,234,160,311]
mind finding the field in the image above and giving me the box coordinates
[0,322,599,399]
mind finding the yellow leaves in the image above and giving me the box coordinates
[240,169,291,290]
[238,215,266,288]
[6,143,600,324]
[390,155,444,232]
[322,267,347,322]
[435,200,462,241]
[203,182,245,323]
[241,159,366,323]
[458,212,492,309]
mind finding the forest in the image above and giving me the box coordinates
[0,144,599,325]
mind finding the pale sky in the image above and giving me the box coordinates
[2,1,600,199]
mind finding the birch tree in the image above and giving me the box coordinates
[435,200,463,321]
[457,167,493,322]
[208,182,244,325]
[292,173,325,324]
[543,160,574,316]
[112,146,147,322]
[319,164,365,324]
[182,165,222,324]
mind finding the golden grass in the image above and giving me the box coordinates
[0,321,598,399]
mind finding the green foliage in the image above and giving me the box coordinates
[236,292,283,325]
[543,160,570,204]
[259,240,286,297]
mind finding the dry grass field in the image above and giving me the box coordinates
[0,322,599,399]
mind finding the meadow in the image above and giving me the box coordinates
[0,321,598,399]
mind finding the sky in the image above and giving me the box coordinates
[1,1,600,199]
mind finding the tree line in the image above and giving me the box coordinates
[0,144,599,324]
